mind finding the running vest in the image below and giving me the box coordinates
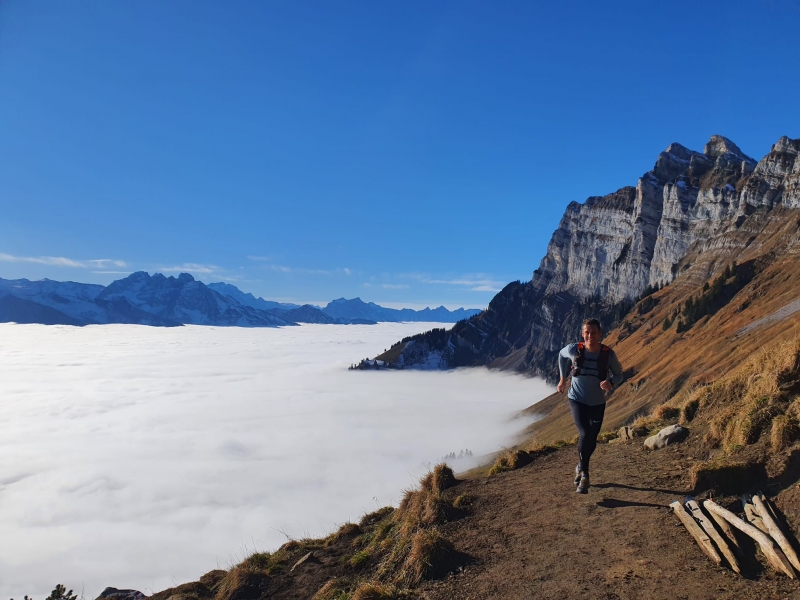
[571,342,611,380]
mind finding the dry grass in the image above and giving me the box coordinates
[214,568,270,600]
[312,578,351,600]
[335,463,465,588]
[351,582,407,599]
[487,439,574,476]
[325,522,363,546]
[771,414,799,451]
[401,529,457,586]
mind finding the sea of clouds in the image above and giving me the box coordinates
[0,322,553,597]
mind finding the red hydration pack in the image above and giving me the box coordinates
[571,342,611,380]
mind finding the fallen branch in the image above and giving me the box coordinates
[704,499,795,578]
[751,493,800,573]
[684,498,740,574]
[670,501,722,566]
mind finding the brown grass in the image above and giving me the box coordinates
[771,414,799,451]
[401,529,457,586]
[420,463,458,494]
[351,582,406,599]
[214,568,270,600]
[487,439,574,476]
[312,578,350,600]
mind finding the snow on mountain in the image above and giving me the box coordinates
[98,272,293,327]
[321,297,481,323]
[207,282,301,312]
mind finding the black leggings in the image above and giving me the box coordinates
[569,400,606,475]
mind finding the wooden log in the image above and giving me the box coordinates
[708,509,743,558]
[757,491,782,526]
[752,493,800,573]
[670,500,722,566]
[742,494,769,534]
[704,499,796,578]
[685,498,741,574]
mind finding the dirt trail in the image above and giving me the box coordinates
[420,440,800,600]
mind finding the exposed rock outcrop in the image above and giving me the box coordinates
[383,135,800,378]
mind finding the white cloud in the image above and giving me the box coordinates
[0,253,87,268]
[0,323,552,598]
[246,255,275,262]
[0,253,129,270]
[158,263,221,274]
[421,274,505,293]
[88,259,128,268]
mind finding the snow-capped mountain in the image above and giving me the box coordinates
[206,282,300,312]
[97,272,293,327]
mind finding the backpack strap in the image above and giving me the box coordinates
[571,342,585,377]
[572,342,612,380]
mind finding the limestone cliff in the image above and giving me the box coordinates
[380,135,800,379]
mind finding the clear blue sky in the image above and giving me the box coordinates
[1,1,798,308]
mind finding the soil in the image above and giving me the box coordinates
[419,439,800,600]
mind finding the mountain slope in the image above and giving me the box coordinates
[207,282,300,312]
[323,297,481,323]
[99,272,293,327]
[380,135,800,377]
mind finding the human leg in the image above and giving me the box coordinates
[569,400,606,475]
[581,403,606,474]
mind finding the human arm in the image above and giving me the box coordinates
[602,350,624,392]
[557,345,574,394]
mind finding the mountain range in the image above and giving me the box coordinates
[0,272,480,327]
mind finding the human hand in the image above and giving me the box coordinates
[600,380,612,392]
[557,378,567,394]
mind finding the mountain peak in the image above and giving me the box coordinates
[178,273,195,283]
[703,135,754,163]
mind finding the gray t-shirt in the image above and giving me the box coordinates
[558,343,623,406]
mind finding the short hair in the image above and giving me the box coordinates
[582,318,602,332]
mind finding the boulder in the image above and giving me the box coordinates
[644,425,689,450]
[618,426,649,441]
[96,589,147,600]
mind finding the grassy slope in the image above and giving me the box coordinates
[521,207,800,445]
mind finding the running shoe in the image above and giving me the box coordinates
[576,473,590,494]
[574,463,582,486]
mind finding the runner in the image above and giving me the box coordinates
[556,318,623,493]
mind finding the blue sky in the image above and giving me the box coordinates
[1,1,798,308]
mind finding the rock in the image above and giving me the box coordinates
[618,426,649,441]
[290,551,317,572]
[96,589,147,600]
[644,425,689,450]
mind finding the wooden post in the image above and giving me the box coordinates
[670,500,722,566]
[708,509,743,558]
[685,498,740,574]
[704,499,796,578]
[742,494,769,534]
[752,494,800,573]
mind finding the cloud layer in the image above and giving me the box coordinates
[0,323,552,597]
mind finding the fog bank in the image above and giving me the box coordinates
[0,323,553,597]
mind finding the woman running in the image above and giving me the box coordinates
[556,318,623,493]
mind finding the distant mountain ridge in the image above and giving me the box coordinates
[0,272,479,327]
[322,297,481,323]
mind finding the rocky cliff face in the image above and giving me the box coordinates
[385,135,800,377]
